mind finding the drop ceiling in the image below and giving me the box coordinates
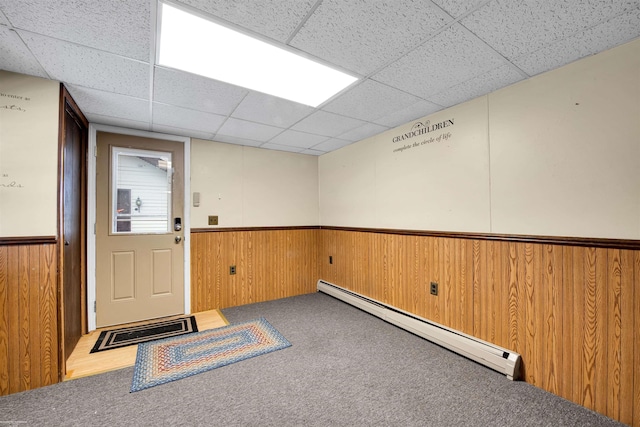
[1,0,638,155]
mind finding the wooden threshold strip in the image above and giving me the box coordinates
[64,309,228,381]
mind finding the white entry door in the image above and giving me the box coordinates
[95,131,185,327]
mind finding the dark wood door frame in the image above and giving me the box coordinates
[57,85,89,379]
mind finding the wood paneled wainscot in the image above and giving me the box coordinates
[320,228,640,427]
[191,227,319,311]
[0,239,59,395]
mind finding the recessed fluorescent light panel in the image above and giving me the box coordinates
[158,3,358,107]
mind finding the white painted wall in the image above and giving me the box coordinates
[319,38,640,239]
[190,140,319,228]
[489,39,640,238]
[3,38,638,240]
[0,71,59,237]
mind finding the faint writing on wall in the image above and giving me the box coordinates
[391,119,454,143]
[0,174,24,188]
[0,91,31,113]
[391,118,455,153]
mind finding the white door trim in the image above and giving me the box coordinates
[87,124,191,332]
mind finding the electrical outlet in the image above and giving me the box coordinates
[208,215,218,225]
[230,265,236,275]
[430,282,438,296]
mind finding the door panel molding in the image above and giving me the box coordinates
[87,124,190,331]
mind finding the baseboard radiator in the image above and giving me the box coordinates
[317,280,522,380]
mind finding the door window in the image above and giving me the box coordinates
[111,147,172,234]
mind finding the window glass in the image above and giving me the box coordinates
[111,147,172,234]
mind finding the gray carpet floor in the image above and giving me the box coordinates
[0,292,624,426]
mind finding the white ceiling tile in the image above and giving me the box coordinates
[214,134,263,148]
[173,0,316,42]
[290,0,450,75]
[0,26,48,78]
[269,130,328,149]
[292,110,367,137]
[432,0,490,18]
[0,10,9,25]
[374,24,506,99]
[0,0,150,61]
[337,123,389,143]
[259,142,304,153]
[374,100,443,128]
[513,8,640,76]
[153,67,247,116]
[2,0,636,156]
[231,92,314,127]
[84,113,150,132]
[428,64,524,107]
[151,124,214,141]
[66,85,150,123]
[311,138,353,152]
[20,31,149,99]
[153,103,226,134]
[323,79,423,122]
[461,0,640,60]
[216,117,284,142]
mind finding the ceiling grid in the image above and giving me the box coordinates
[0,0,637,155]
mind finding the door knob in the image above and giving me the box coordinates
[175,236,182,244]
[64,240,70,246]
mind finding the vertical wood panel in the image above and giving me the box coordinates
[561,246,574,402]
[572,247,585,407]
[28,246,41,390]
[532,244,544,389]
[442,238,452,328]
[594,248,608,416]
[402,235,415,312]
[606,249,622,421]
[516,243,527,375]
[190,235,202,312]
[634,251,640,427]
[462,240,475,335]
[0,243,58,396]
[524,243,536,385]
[416,236,429,320]
[190,229,318,311]
[582,247,597,410]
[619,250,633,425]
[39,244,57,386]
[543,244,562,396]
[432,237,442,323]
[454,239,463,332]
[0,246,8,395]
[407,235,421,315]
[449,239,459,331]
[319,230,336,285]
[315,229,640,426]
[18,246,30,390]
[7,246,19,394]
[372,233,386,304]
[472,240,483,339]
[494,241,505,348]
[506,242,519,352]
[353,232,371,298]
